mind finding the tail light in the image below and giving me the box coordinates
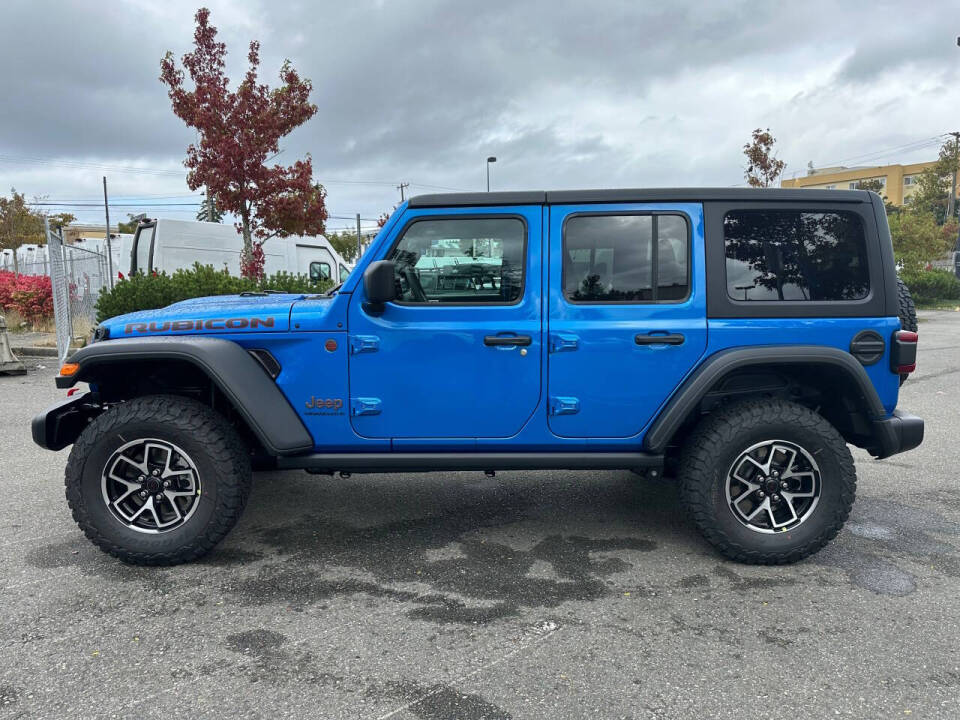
[891,330,918,375]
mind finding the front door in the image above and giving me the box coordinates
[348,207,542,439]
[547,203,707,438]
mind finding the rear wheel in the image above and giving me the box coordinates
[678,399,856,564]
[65,395,252,565]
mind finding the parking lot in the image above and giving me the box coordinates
[1,312,958,720]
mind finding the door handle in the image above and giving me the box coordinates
[484,335,532,347]
[635,333,685,346]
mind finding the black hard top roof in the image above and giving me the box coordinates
[408,187,874,208]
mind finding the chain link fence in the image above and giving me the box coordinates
[44,221,111,363]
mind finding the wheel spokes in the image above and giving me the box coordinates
[725,439,821,534]
[101,438,201,534]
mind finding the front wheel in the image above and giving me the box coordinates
[65,395,252,565]
[678,399,856,564]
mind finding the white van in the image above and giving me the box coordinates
[72,234,133,281]
[128,219,352,283]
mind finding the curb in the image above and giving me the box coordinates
[10,346,59,357]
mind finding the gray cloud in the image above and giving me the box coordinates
[1,0,958,227]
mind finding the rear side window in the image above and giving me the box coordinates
[563,214,689,303]
[723,210,869,301]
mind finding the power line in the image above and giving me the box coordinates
[798,136,945,177]
[0,152,471,191]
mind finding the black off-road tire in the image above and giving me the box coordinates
[65,395,252,566]
[678,399,856,565]
[897,276,918,333]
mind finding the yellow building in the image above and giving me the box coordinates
[62,223,120,244]
[780,161,959,205]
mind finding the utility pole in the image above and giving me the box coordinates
[103,176,114,289]
[356,213,362,260]
[486,156,497,192]
[207,187,214,222]
[397,182,409,203]
[948,132,960,221]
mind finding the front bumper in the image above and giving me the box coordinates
[871,409,924,459]
[32,392,100,451]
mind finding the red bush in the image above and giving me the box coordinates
[0,270,54,321]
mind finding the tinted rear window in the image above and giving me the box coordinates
[723,210,869,301]
[563,214,689,303]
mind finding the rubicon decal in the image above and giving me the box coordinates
[124,317,276,333]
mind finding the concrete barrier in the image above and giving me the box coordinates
[0,315,26,375]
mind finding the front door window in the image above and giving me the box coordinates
[387,217,526,304]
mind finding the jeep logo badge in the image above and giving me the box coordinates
[305,397,343,410]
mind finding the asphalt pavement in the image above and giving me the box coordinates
[1,312,959,719]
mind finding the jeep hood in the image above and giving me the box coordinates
[100,293,304,338]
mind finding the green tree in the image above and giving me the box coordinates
[116,214,145,234]
[326,231,362,263]
[906,137,960,222]
[888,211,953,272]
[196,190,224,223]
[0,189,74,250]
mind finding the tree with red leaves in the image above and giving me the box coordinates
[743,128,786,189]
[160,8,328,279]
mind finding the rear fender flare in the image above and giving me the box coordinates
[642,345,886,453]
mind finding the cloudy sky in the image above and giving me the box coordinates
[1,0,958,233]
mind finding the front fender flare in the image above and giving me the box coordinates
[54,336,313,456]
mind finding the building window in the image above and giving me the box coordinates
[825,184,837,190]
[724,210,869,302]
[848,178,885,190]
[904,176,915,186]
[562,214,689,303]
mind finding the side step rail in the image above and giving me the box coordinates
[275,452,663,474]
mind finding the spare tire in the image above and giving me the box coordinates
[897,276,918,332]
[896,276,917,385]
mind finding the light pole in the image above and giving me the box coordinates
[486,156,497,192]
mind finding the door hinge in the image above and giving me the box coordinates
[549,396,580,416]
[349,335,380,354]
[351,397,382,416]
[549,333,579,353]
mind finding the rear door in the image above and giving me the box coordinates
[547,203,707,438]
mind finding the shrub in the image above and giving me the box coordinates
[95,263,332,322]
[0,271,54,321]
[900,268,960,304]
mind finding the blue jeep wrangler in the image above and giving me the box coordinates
[33,188,923,566]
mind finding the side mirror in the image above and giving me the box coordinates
[363,260,397,312]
